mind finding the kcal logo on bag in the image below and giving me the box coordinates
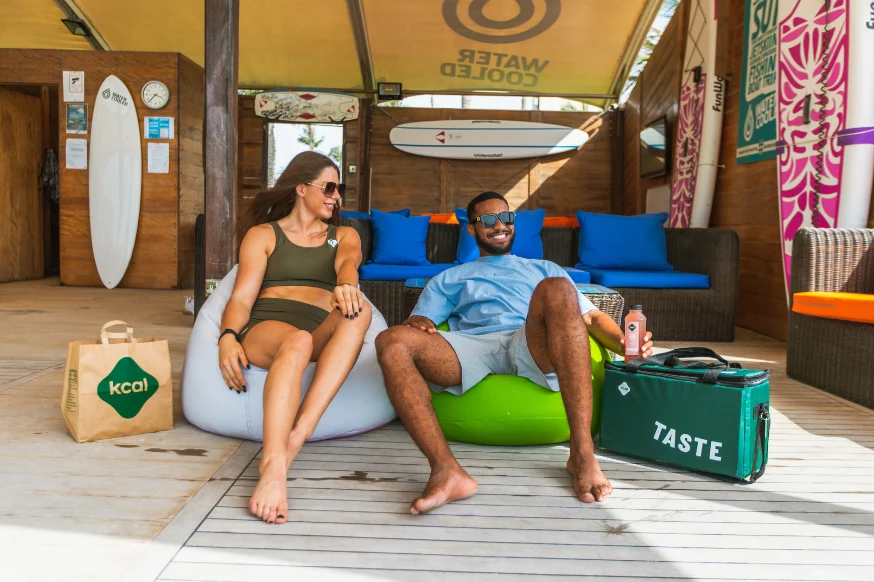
[97,357,159,419]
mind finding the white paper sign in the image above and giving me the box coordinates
[63,71,85,102]
[147,142,170,174]
[144,117,174,139]
[65,138,87,169]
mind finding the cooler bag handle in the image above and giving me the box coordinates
[626,347,740,374]
[748,403,771,483]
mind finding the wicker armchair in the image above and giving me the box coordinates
[787,228,874,408]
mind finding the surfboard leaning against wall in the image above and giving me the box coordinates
[775,0,874,300]
[670,0,727,229]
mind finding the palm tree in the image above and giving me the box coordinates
[328,146,342,165]
[297,125,324,151]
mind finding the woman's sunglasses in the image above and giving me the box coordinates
[306,182,346,196]
[474,211,515,228]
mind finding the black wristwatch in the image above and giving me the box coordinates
[220,328,241,343]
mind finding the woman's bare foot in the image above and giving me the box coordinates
[567,451,612,502]
[410,464,478,515]
[285,430,307,471]
[249,453,289,524]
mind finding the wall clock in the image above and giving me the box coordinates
[141,80,170,109]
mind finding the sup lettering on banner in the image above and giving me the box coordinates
[737,0,779,164]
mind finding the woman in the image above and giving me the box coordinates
[218,151,371,525]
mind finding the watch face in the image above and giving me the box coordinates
[142,81,169,109]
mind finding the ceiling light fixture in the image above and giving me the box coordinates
[61,18,92,37]
[377,82,403,101]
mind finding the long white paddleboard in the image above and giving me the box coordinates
[776,0,874,300]
[89,75,142,289]
[255,90,359,123]
[670,0,726,228]
[389,119,589,160]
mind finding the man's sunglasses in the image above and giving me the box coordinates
[306,182,346,196]
[474,211,515,228]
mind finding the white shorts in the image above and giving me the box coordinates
[430,324,559,396]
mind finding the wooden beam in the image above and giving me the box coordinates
[204,0,240,286]
[52,0,110,50]
[355,99,372,212]
[607,0,663,105]
[610,109,625,215]
[345,0,376,92]
[40,86,51,275]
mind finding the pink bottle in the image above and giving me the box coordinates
[624,305,647,364]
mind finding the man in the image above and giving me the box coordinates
[375,192,654,515]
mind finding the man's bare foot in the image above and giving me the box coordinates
[410,464,478,515]
[567,451,612,503]
[249,453,288,524]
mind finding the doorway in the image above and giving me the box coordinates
[0,84,59,282]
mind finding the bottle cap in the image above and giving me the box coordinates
[630,305,643,311]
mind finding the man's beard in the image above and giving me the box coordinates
[475,229,515,255]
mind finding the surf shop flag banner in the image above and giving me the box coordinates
[737,0,779,164]
[62,321,172,442]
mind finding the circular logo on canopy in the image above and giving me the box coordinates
[443,0,561,44]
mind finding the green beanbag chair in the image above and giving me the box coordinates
[431,322,609,446]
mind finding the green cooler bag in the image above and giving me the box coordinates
[600,348,770,483]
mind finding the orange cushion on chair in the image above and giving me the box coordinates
[543,216,580,228]
[426,213,459,224]
[792,292,874,325]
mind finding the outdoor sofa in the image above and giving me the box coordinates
[787,228,874,409]
[342,218,739,341]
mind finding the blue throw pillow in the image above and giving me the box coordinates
[454,207,545,263]
[370,209,430,265]
[575,211,672,271]
[340,208,411,220]
[511,208,545,260]
[455,208,479,263]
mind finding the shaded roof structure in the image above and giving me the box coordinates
[2,0,662,103]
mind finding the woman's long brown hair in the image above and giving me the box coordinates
[237,151,341,247]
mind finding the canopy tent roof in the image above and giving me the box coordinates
[2,0,661,103]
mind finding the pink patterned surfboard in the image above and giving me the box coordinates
[776,0,874,301]
[670,0,726,228]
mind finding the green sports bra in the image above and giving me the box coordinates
[260,222,339,292]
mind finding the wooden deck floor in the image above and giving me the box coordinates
[3,278,874,581]
[158,335,874,581]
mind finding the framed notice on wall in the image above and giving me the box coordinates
[736,0,778,164]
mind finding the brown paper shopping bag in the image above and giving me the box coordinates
[61,320,173,442]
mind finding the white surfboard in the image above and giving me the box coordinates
[89,75,142,289]
[254,90,359,123]
[775,0,874,300]
[389,120,589,160]
[669,0,726,228]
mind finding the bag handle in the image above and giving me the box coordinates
[626,347,741,376]
[100,320,136,346]
[748,403,770,483]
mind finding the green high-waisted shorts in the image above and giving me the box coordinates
[239,298,330,340]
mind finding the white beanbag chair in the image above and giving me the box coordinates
[182,266,396,441]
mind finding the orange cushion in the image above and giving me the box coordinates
[425,213,459,224]
[543,216,580,228]
[792,292,874,325]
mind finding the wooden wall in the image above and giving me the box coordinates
[238,94,265,229]
[0,49,204,289]
[177,56,204,289]
[364,107,613,216]
[0,88,43,282]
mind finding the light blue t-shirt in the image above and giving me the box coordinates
[411,255,597,335]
